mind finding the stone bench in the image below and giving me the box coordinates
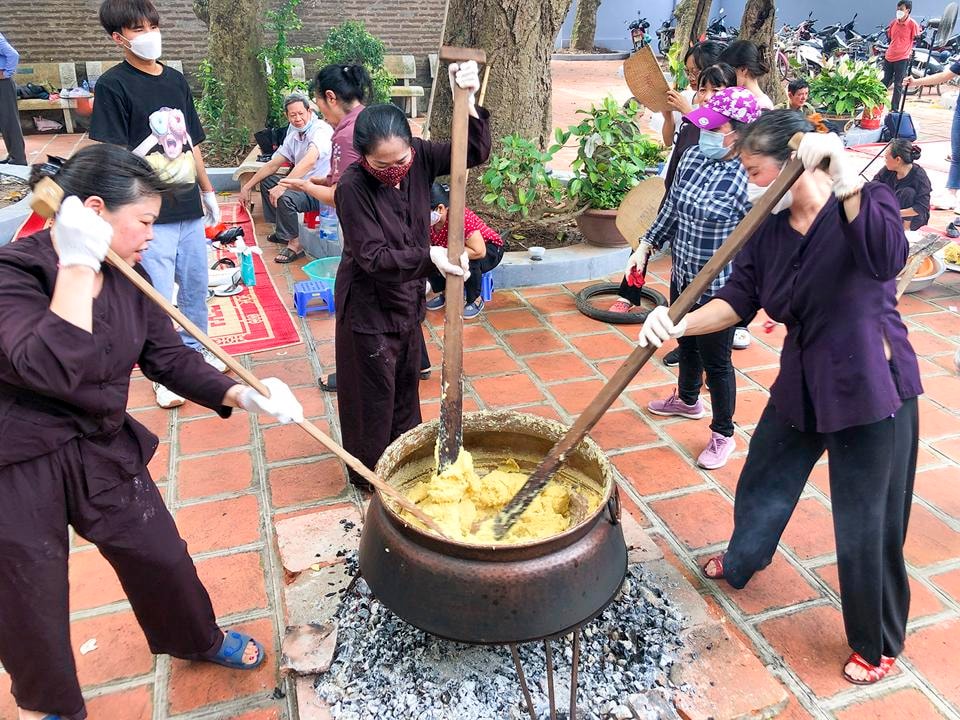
[385,54,424,117]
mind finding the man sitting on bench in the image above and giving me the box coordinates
[239,92,333,263]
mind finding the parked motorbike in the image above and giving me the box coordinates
[629,13,653,51]
[705,10,739,43]
[657,19,675,55]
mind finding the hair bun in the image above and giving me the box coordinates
[911,144,921,161]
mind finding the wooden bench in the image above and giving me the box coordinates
[14,63,80,133]
[384,54,424,117]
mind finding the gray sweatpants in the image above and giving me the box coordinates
[259,173,320,241]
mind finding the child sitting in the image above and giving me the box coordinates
[426,182,504,319]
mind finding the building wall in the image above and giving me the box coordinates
[0,0,446,87]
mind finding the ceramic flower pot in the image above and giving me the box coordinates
[575,208,629,247]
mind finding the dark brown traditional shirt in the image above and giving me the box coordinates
[333,107,492,334]
[0,231,236,490]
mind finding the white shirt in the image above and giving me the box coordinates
[275,119,334,180]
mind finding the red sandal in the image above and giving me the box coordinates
[701,553,725,580]
[842,652,896,685]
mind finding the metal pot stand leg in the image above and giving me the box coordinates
[509,626,584,720]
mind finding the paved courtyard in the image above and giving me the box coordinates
[1,61,959,720]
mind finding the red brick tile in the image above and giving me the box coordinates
[129,407,170,441]
[594,357,676,386]
[834,687,944,720]
[907,329,957,355]
[649,533,705,590]
[733,389,770,426]
[619,491,653,528]
[588,409,659,452]
[501,328,568,355]
[148,442,170,484]
[911,311,960,338]
[249,359,318,387]
[904,618,960,709]
[84,685,153,720]
[269,457,347,508]
[196,552,269,617]
[232,708,283,720]
[262,421,331,463]
[484,289,525,310]
[706,454,747,496]
[178,451,253,500]
[72,610,154,687]
[770,695,816,720]
[904,505,960,567]
[518,285,560,298]
[757,605,857,698]
[179,400,218,419]
[814,563,943,621]
[304,314,336,342]
[485,309,543,331]
[917,446,944,469]
[730,341,781,370]
[179,414,252,455]
[420,397,480,422]
[570,332,635,360]
[167,617,277,715]
[931,351,960,373]
[547,379,624,415]
[930,566,960,604]
[781,498,836,560]
[418,371,443,401]
[516,404,565,423]
[127,376,156,410]
[931,436,960,464]
[807,462,831,497]
[526,292,578,315]
[461,323,499,348]
[613,446,705,496]
[914,466,960,520]
[462,348,522,377]
[627,383,680,415]
[176,495,262,553]
[897,293,945,315]
[661,417,718,460]
[69,549,125,612]
[248,345,308,363]
[649,490,734,550]
[708,552,820,616]
[524,352,598,383]
[546,311,613,336]
[471,372,547,408]
[919,397,960,439]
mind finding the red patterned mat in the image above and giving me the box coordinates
[15,201,302,356]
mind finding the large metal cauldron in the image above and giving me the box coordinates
[358,411,627,645]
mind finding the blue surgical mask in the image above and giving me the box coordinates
[296,116,317,138]
[699,128,734,160]
[430,210,442,225]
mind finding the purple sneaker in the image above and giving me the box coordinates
[647,389,705,419]
[698,432,735,469]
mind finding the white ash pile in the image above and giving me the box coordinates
[312,558,686,720]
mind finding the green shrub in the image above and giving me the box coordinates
[319,20,393,103]
[261,0,319,128]
[196,58,251,165]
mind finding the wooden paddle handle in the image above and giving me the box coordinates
[30,180,448,537]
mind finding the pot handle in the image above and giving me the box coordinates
[606,486,622,525]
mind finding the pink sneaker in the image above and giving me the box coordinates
[608,299,632,313]
[698,432,735,469]
[647,389,705,419]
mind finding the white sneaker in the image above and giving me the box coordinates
[154,382,185,409]
[733,327,751,350]
[932,193,957,211]
[199,347,228,373]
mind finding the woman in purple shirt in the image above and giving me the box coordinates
[639,111,922,686]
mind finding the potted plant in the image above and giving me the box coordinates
[809,57,887,131]
[480,97,665,247]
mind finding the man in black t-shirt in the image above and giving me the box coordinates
[91,0,227,409]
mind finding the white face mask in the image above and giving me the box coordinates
[896,10,907,20]
[430,210,441,226]
[126,31,162,61]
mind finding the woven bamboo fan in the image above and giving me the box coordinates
[615,177,666,250]
[622,46,670,114]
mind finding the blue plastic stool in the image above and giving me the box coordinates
[293,280,335,317]
[480,272,494,302]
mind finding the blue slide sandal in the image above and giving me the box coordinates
[205,630,265,671]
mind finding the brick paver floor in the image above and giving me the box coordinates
[1,62,959,720]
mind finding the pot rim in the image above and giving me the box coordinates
[374,410,617,552]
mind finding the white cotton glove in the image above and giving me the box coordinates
[638,306,687,348]
[448,60,480,110]
[201,191,221,227]
[625,241,653,277]
[238,377,304,424]
[796,133,863,200]
[53,195,112,272]
[430,246,471,280]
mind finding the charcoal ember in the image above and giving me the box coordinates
[314,556,685,719]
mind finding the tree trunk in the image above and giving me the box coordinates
[570,0,602,52]
[429,0,574,149]
[738,0,785,105]
[206,0,269,136]
[673,0,712,53]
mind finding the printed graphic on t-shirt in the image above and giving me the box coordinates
[131,107,198,185]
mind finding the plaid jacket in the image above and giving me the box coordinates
[643,145,751,303]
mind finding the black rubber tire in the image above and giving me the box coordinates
[575,282,668,324]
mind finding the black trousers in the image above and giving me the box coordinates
[883,58,910,113]
[259,173,321,242]
[673,282,736,437]
[0,442,221,720]
[723,397,918,665]
[429,242,504,303]
[0,77,27,165]
[335,323,423,486]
